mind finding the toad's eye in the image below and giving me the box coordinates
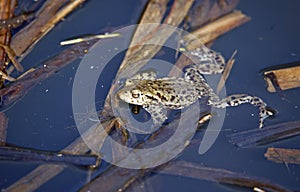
[131,90,140,98]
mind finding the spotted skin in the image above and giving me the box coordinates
[118,76,198,126]
[117,47,274,129]
[183,46,225,74]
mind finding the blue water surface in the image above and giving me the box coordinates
[1,0,300,191]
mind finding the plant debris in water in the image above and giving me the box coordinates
[229,121,300,148]
[0,0,297,191]
[265,147,300,165]
[264,61,300,92]
[0,145,100,167]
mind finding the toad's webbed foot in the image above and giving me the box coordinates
[124,70,157,86]
[183,46,225,75]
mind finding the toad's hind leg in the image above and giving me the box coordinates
[183,46,225,75]
[131,70,157,80]
[124,70,157,86]
[209,94,274,128]
[184,67,220,101]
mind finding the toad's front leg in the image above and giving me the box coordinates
[143,103,168,128]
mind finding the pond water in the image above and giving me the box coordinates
[1,0,300,191]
